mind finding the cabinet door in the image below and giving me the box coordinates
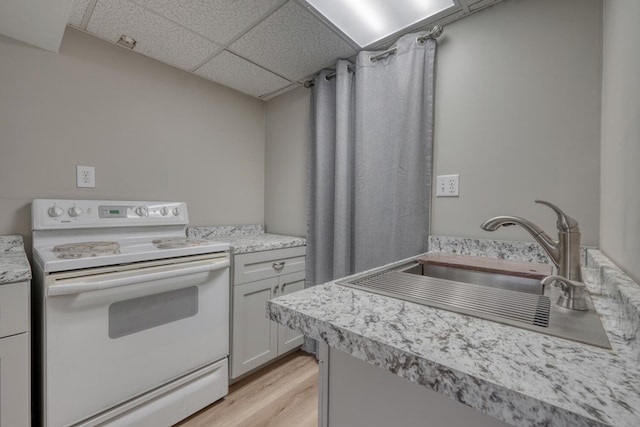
[231,277,278,379]
[277,271,305,354]
[0,282,29,338]
[0,333,30,427]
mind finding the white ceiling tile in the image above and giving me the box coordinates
[195,50,292,98]
[68,0,92,27]
[133,0,286,45]
[87,0,220,71]
[229,1,357,82]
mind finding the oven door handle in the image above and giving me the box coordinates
[47,259,230,297]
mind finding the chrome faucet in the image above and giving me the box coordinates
[480,200,583,282]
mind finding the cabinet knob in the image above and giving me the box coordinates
[272,261,285,270]
[274,284,280,295]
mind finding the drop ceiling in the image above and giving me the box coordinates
[66,0,504,100]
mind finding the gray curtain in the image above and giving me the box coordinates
[304,33,436,352]
[307,60,356,287]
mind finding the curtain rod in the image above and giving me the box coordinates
[304,25,443,88]
[304,65,354,87]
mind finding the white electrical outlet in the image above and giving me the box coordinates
[436,174,459,197]
[77,165,95,188]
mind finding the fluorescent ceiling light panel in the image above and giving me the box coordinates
[305,0,455,47]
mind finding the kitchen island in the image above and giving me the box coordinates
[267,238,640,427]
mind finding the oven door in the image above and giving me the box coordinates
[43,254,229,427]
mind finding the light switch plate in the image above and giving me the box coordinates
[436,174,459,197]
[77,165,95,188]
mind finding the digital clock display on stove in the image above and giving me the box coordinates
[98,205,128,218]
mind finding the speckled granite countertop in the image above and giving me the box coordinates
[267,237,640,427]
[0,235,32,285]
[188,224,306,254]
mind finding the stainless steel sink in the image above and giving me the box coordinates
[337,261,612,349]
[407,263,544,294]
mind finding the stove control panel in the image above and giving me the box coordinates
[98,205,152,218]
[33,199,189,230]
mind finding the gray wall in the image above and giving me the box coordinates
[264,0,603,247]
[600,0,640,283]
[431,0,602,246]
[0,28,266,248]
[264,87,308,237]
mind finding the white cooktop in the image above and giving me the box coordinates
[35,238,229,273]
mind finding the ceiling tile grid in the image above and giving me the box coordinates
[469,0,504,12]
[132,0,287,46]
[436,9,467,27]
[229,1,357,82]
[64,0,506,99]
[86,0,222,71]
[68,0,92,27]
[195,50,292,98]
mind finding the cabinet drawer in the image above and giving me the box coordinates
[234,247,305,285]
[0,282,29,338]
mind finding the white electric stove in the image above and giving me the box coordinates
[31,199,230,427]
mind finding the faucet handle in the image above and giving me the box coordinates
[535,200,579,232]
[541,275,589,311]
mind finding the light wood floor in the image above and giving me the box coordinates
[176,351,319,427]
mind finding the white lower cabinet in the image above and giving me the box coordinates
[0,281,30,427]
[232,277,279,376]
[276,273,305,354]
[231,247,305,380]
[0,334,30,427]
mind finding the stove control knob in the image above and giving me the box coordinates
[47,206,63,217]
[135,207,147,217]
[160,207,170,216]
[68,206,82,217]
[172,207,181,216]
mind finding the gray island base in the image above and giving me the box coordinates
[318,343,509,427]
